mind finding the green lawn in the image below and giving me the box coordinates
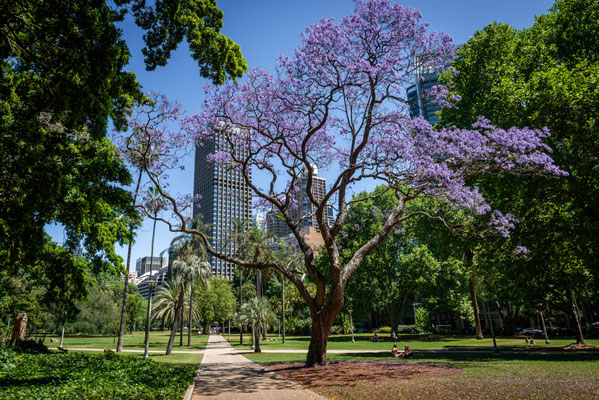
[244,351,599,400]
[227,332,599,352]
[40,330,209,352]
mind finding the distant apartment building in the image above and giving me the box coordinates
[135,256,166,277]
[193,130,252,279]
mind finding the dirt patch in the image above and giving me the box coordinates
[266,361,461,388]
[563,343,599,351]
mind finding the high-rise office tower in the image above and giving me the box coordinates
[406,52,455,124]
[193,131,252,279]
[267,164,333,250]
[135,256,165,276]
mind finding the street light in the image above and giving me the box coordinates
[228,314,231,341]
[348,308,355,343]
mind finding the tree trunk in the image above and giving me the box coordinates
[117,168,143,352]
[568,291,585,345]
[166,298,182,355]
[305,312,333,367]
[468,278,483,339]
[187,285,193,346]
[239,268,243,345]
[10,313,27,343]
[179,292,184,346]
[281,275,285,344]
[143,216,158,359]
[253,323,261,353]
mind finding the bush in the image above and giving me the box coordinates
[414,307,430,333]
[396,325,422,334]
[285,317,312,335]
[378,326,392,333]
[0,350,195,399]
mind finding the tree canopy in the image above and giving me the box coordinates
[0,0,247,309]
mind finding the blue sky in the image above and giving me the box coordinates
[52,0,554,272]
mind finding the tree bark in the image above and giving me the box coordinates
[143,216,157,359]
[10,313,27,343]
[117,168,143,352]
[239,268,243,345]
[187,285,193,346]
[166,297,183,355]
[282,275,286,344]
[253,323,261,353]
[568,291,585,345]
[469,278,483,339]
[305,311,334,367]
[179,292,184,346]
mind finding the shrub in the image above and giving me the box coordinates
[396,325,421,334]
[0,350,195,399]
[378,326,392,333]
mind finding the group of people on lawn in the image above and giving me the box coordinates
[371,331,413,358]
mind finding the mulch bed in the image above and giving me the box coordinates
[266,361,461,388]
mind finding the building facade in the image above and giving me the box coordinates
[267,164,334,250]
[135,256,166,277]
[193,131,252,279]
[406,52,456,124]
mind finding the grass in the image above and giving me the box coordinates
[40,330,209,352]
[227,332,599,352]
[244,351,599,400]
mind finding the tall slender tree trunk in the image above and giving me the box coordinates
[166,297,183,355]
[465,250,483,339]
[143,216,157,359]
[58,313,66,350]
[239,268,243,345]
[187,284,193,346]
[179,293,184,346]
[469,279,483,339]
[282,275,286,344]
[117,168,143,352]
[568,291,585,345]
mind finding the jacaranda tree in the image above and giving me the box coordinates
[136,0,564,366]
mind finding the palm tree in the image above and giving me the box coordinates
[239,297,275,353]
[153,276,187,355]
[175,255,211,346]
[163,217,210,345]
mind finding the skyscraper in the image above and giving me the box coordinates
[406,52,456,124]
[193,131,252,279]
[267,164,334,250]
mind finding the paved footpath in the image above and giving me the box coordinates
[190,335,326,400]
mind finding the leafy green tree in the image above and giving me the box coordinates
[195,276,236,334]
[1,0,247,333]
[439,0,598,344]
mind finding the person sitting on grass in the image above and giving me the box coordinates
[529,337,535,344]
[525,337,530,344]
[373,331,379,342]
[403,345,412,358]
[391,344,399,357]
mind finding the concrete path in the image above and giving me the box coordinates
[190,335,326,400]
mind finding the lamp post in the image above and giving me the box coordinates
[349,308,355,343]
[228,314,231,341]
